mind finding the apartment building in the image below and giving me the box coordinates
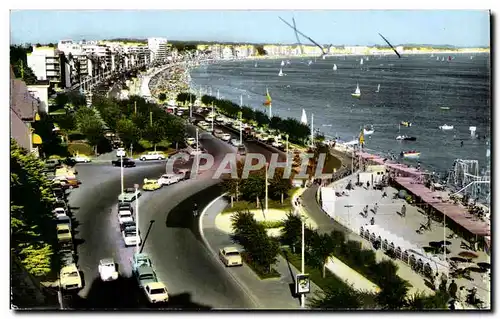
[27,45,69,88]
[10,68,43,157]
[147,37,168,63]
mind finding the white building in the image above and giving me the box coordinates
[147,37,168,63]
[27,83,50,114]
[27,45,70,88]
[222,47,234,59]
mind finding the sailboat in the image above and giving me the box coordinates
[278,68,284,77]
[375,84,380,93]
[431,53,434,58]
[470,56,474,60]
[436,56,439,61]
[286,60,291,65]
[308,60,313,66]
[281,60,285,67]
[254,62,258,67]
[364,125,374,135]
[301,109,308,125]
[441,57,445,62]
[360,58,364,66]
[333,64,338,71]
[351,83,361,98]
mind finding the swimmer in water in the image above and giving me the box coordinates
[461,141,464,147]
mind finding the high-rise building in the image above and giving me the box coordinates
[27,45,69,88]
[147,37,168,63]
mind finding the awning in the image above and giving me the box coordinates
[32,133,42,145]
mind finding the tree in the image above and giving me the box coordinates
[308,231,335,278]
[281,212,302,253]
[12,60,38,85]
[10,139,57,277]
[116,118,141,148]
[330,230,346,254]
[222,160,245,203]
[376,276,410,309]
[158,93,167,101]
[255,45,267,56]
[254,110,270,127]
[309,285,365,310]
[56,113,77,132]
[142,123,165,151]
[406,291,449,310]
[268,167,292,201]
[240,170,266,203]
[32,113,68,158]
[76,109,105,155]
[231,210,259,249]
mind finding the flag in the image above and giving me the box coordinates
[359,129,365,147]
[263,88,272,106]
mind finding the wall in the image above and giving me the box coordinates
[27,54,47,81]
[27,85,50,113]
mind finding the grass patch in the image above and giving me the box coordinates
[259,220,283,229]
[222,187,299,214]
[68,142,93,156]
[280,248,351,292]
[241,252,280,279]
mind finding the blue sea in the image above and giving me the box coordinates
[189,53,491,176]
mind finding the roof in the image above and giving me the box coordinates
[61,264,78,272]
[136,266,155,275]
[223,246,240,254]
[100,258,115,265]
[146,282,166,289]
[56,224,70,230]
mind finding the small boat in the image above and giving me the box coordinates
[436,56,440,61]
[366,57,370,61]
[396,135,417,141]
[400,121,412,127]
[364,128,374,135]
[401,150,420,159]
[281,60,285,67]
[322,55,326,60]
[375,84,380,93]
[439,124,454,130]
[440,106,450,110]
[470,56,474,60]
[441,57,445,62]
[308,60,313,66]
[333,64,338,71]
[286,60,291,65]
[278,68,284,77]
[360,58,364,65]
[351,83,361,98]
[254,62,258,67]
[301,109,308,125]
[448,56,452,61]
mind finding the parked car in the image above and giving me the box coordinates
[120,220,136,232]
[237,145,247,156]
[72,155,91,163]
[231,139,242,147]
[118,210,134,224]
[142,179,162,191]
[56,215,72,229]
[56,224,72,243]
[221,133,231,142]
[118,188,141,202]
[139,152,166,161]
[122,225,141,247]
[118,202,133,212]
[135,266,158,288]
[60,264,82,291]
[213,129,224,139]
[112,157,136,167]
[53,177,80,189]
[98,258,119,282]
[185,137,196,146]
[59,249,76,267]
[131,253,153,274]
[219,246,243,267]
[144,282,169,304]
[52,207,67,218]
[45,159,62,170]
[158,174,181,186]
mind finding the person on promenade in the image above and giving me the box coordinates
[448,279,458,299]
[370,216,375,225]
[362,205,369,217]
[401,204,406,217]
[457,286,466,306]
[434,275,441,291]
[373,203,378,214]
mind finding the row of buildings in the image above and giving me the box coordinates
[26,37,174,90]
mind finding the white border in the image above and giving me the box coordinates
[4,1,497,318]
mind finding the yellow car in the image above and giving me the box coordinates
[219,246,243,267]
[56,224,72,243]
[142,179,162,191]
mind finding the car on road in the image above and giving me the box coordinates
[139,152,166,161]
[219,247,243,267]
[72,154,91,163]
[158,174,181,186]
[271,140,284,148]
[131,253,153,273]
[116,148,126,157]
[135,266,158,288]
[118,210,134,224]
[112,157,136,167]
[53,207,67,218]
[60,264,82,291]
[56,224,72,243]
[56,215,72,229]
[59,249,76,267]
[221,133,231,142]
[185,137,196,146]
[237,145,247,156]
[118,188,141,202]
[231,139,242,147]
[122,225,141,247]
[98,258,119,282]
[144,282,169,304]
[142,179,162,191]
[118,202,133,212]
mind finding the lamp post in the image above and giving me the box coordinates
[301,214,305,308]
[265,162,269,215]
[285,134,289,166]
[211,102,214,132]
[196,128,199,152]
[134,184,140,254]
[239,111,243,145]
[120,155,124,201]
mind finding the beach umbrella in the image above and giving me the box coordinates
[450,256,468,263]
[458,251,479,259]
[398,190,408,198]
[428,241,441,248]
[477,262,491,269]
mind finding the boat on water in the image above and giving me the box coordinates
[441,57,445,62]
[375,84,380,93]
[286,60,291,65]
[351,84,361,98]
[440,106,450,110]
[470,56,474,60]
[366,57,370,61]
[333,64,338,71]
[278,68,284,77]
[301,109,308,125]
[396,135,417,141]
[360,58,364,65]
[439,124,454,130]
[401,150,420,159]
[400,121,412,127]
[436,56,440,61]
[281,60,285,67]
[254,62,258,67]
[308,60,313,66]
[364,128,374,135]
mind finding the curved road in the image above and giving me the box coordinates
[67,130,256,309]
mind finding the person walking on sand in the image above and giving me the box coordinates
[401,204,406,217]
[373,203,378,214]
[363,205,369,217]
[448,279,458,299]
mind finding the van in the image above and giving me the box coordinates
[139,152,166,161]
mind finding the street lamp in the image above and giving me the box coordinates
[239,111,243,145]
[134,184,140,254]
[265,162,269,215]
[211,102,214,132]
[294,207,307,309]
[120,155,124,200]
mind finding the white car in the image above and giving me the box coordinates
[158,174,181,185]
[140,152,166,161]
[98,258,119,282]
[231,139,242,147]
[185,138,196,146]
[72,155,91,163]
[189,149,204,156]
[52,207,67,218]
[272,140,283,148]
[221,133,231,142]
[118,210,134,224]
[144,282,169,304]
[122,226,141,247]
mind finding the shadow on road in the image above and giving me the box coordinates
[67,275,212,309]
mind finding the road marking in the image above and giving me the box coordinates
[198,193,261,308]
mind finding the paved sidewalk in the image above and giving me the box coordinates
[200,195,321,309]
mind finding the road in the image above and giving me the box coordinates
[66,130,256,309]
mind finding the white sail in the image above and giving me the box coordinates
[333,64,337,71]
[278,68,283,77]
[355,84,361,94]
[301,109,308,125]
[281,60,285,67]
[360,58,364,65]
[436,57,439,61]
[254,62,258,67]
[240,95,243,107]
[376,84,380,93]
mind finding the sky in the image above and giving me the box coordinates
[9,10,490,47]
